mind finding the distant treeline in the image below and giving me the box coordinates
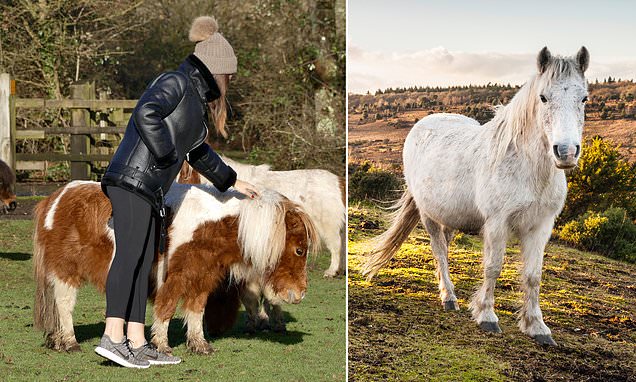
[350,79,636,124]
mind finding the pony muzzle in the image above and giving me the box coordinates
[1,198,16,213]
[552,144,580,169]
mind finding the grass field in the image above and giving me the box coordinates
[348,201,636,381]
[0,197,346,381]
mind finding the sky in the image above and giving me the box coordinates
[348,0,636,93]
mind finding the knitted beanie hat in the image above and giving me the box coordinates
[189,16,237,74]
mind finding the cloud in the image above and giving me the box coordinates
[348,45,636,94]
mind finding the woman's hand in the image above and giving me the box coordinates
[233,179,260,199]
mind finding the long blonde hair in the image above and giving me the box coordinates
[209,74,230,139]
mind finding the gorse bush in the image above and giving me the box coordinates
[349,162,402,201]
[556,137,636,262]
[558,208,636,262]
[560,136,636,224]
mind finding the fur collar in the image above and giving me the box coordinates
[179,54,221,102]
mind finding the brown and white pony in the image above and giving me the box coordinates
[0,159,16,213]
[179,157,346,277]
[33,181,318,354]
[179,159,344,334]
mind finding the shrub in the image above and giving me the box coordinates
[560,136,636,224]
[558,208,636,262]
[348,162,402,201]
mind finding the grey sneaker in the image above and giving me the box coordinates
[132,342,181,365]
[94,335,150,369]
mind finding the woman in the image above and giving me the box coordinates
[95,16,258,368]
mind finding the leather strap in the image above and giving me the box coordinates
[106,163,157,189]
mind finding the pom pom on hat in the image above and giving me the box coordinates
[189,16,218,42]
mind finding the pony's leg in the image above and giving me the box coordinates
[150,275,184,354]
[265,300,286,333]
[324,225,345,278]
[51,277,80,352]
[518,217,556,346]
[443,227,455,248]
[422,217,459,311]
[241,281,268,333]
[154,257,167,291]
[469,220,508,332]
[183,295,214,355]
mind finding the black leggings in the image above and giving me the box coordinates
[105,186,156,323]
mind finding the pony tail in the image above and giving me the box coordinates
[208,74,230,140]
[32,199,59,335]
[362,188,420,280]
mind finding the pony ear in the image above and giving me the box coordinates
[576,46,589,73]
[537,47,552,74]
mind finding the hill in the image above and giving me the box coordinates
[348,81,636,169]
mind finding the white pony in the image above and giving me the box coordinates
[363,47,590,346]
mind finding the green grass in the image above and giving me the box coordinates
[348,201,636,381]
[0,213,345,381]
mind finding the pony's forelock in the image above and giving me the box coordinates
[290,202,321,257]
[238,190,287,274]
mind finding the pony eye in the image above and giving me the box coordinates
[295,248,305,257]
[540,95,548,103]
[582,96,588,103]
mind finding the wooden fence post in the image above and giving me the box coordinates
[70,82,94,180]
[0,73,16,170]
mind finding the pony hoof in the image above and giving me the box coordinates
[151,340,172,354]
[479,321,502,333]
[533,334,557,346]
[44,334,57,349]
[256,318,270,332]
[157,345,173,354]
[187,339,213,355]
[443,301,459,311]
[66,342,82,352]
[271,323,287,333]
[323,269,340,278]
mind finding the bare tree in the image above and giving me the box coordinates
[0,0,146,98]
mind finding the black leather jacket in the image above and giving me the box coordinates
[101,54,237,211]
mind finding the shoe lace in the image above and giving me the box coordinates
[143,342,159,354]
[122,338,137,359]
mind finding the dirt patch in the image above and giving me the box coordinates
[0,198,41,220]
[585,119,636,162]
[349,283,636,382]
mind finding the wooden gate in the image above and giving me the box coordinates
[0,73,137,180]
